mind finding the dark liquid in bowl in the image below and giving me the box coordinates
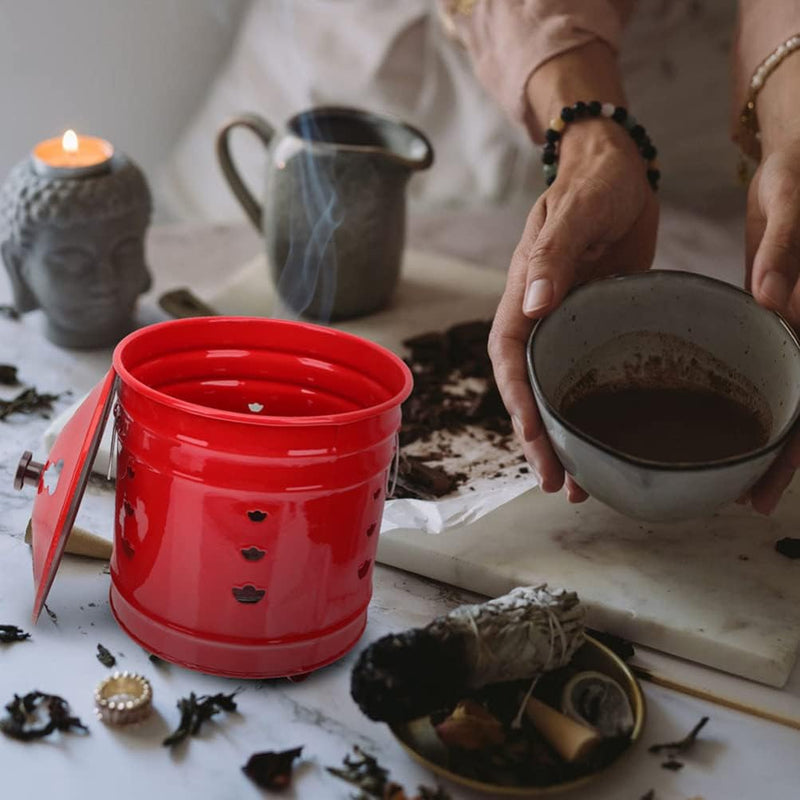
[561,385,769,463]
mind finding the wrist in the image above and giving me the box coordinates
[524,40,627,139]
[748,47,800,156]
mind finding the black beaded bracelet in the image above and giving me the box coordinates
[542,101,660,191]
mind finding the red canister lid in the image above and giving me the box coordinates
[24,370,117,622]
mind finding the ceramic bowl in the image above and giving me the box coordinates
[527,270,800,522]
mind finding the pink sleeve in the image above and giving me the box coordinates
[442,0,635,140]
[731,0,800,148]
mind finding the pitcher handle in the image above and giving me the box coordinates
[216,113,276,230]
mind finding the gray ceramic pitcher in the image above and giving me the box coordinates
[216,106,433,320]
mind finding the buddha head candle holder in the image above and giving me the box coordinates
[0,133,152,349]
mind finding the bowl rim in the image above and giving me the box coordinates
[527,270,800,472]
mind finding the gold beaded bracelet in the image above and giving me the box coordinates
[738,33,800,163]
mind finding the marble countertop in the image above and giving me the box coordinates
[0,217,798,799]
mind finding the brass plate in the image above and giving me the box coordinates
[389,635,646,796]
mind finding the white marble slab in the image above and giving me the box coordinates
[3,221,800,799]
[378,483,800,688]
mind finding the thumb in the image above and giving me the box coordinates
[750,185,800,319]
[521,215,587,319]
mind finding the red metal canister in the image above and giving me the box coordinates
[20,317,413,678]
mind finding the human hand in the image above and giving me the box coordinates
[744,139,800,514]
[488,122,659,501]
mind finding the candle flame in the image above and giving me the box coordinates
[62,129,79,153]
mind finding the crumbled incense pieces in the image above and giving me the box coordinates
[0,625,30,644]
[96,644,116,668]
[327,747,451,800]
[0,386,61,421]
[242,747,303,791]
[0,691,88,741]
[162,691,239,747]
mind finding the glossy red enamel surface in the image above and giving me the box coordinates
[30,370,116,622]
[105,317,412,677]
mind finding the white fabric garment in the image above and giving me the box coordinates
[158,0,741,223]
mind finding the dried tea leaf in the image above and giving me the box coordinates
[434,699,505,750]
[0,386,61,421]
[0,691,88,741]
[648,716,709,756]
[0,305,19,320]
[661,759,684,771]
[0,365,19,385]
[162,691,239,747]
[96,644,116,668]
[639,791,655,800]
[775,537,800,559]
[0,624,30,643]
[43,604,58,624]
[242,746,303,791]
[327,747,391,797]
[327,747,451,799]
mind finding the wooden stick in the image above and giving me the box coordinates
[632,665,800,732]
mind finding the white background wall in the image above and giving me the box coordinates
[0,0,249,217]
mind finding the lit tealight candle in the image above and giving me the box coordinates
[32,129,114,178]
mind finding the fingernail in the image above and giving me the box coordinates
[523,278,553,314]
[760,271,791,310]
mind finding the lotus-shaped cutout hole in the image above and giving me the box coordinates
[233,585,266,604]
[43,459,63,495]
[241,546,266,562]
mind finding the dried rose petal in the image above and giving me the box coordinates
[434,699,505,750]
[242,746,303,790]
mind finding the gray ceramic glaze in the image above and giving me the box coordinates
[0,154,151,349]
[216,107,433,320]
[527,271,800,522]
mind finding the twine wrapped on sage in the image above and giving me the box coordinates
[351,585,585,723]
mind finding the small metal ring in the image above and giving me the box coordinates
[94,671,153,726]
